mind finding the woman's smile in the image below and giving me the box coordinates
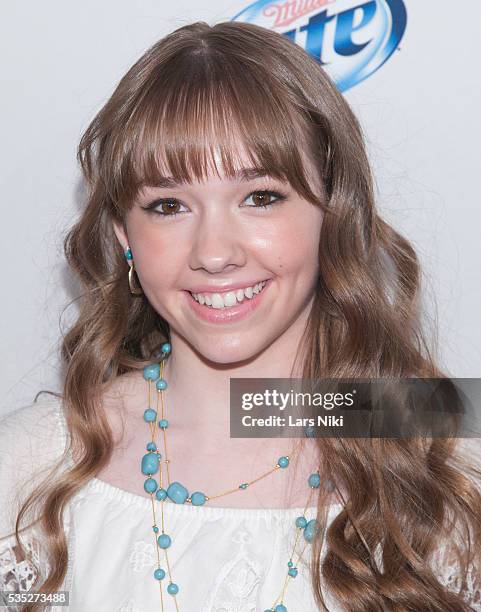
[183,277,273,324]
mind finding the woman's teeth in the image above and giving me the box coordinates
[190,280,267,309]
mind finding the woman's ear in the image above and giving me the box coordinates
[112,220,128,251]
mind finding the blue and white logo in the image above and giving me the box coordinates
[232,0,407,91]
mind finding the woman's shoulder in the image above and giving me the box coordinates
[0,392,68,538]
[0,392,66,456]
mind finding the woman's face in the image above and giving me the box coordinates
[113,149,324,365]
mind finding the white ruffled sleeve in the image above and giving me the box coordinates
[0,394,68,599]
[430,437,481,607]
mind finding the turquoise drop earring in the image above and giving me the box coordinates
[124,245,143,295]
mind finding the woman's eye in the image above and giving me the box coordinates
[143,199,187,217]
[243,190,287,209]
[143,189,287,218]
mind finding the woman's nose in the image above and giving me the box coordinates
[187,208,246,274]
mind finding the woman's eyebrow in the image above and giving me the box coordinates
[144,168,273,189]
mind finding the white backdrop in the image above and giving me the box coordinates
[1,1,480,416]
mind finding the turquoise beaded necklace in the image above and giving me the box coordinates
[140,343,334,611]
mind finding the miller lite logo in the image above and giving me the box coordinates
[232,0,407,91]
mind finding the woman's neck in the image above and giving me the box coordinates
[161,323,307,438]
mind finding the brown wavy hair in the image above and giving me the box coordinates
[9,20,481,611]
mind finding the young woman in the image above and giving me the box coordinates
[1,20,480,612]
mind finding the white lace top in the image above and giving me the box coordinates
[0,395,480,611]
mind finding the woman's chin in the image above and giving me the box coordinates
[191,340,266,367]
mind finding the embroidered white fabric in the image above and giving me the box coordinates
[1,396,480,611]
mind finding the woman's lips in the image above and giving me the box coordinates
[183,278,272,324]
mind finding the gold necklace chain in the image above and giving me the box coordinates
[143,354,321,611]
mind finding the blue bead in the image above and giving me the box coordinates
[158,418,169,429]
[167,582,179,595]
[153,526,159,533]
[147,442,157,452]
[303,519,320,543]
[287,560,293,567]
[156,488,167,501]
[124,248,133,261]
[308,473,321,488]
[144,478,157,493]
[239,483,249,489]
[295,516,308,529]
[154,568,165,580]
[143,408,157,422]
[288,567,298,577]
[277,456,289,468]
[156,378,168,391]
[167,481,189,504]
[157,534,171,549]
[190,491,206,506]
[161,342,171,354]
[275,605,287,612]
[143,364,160,381]
[141,453,160,475]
